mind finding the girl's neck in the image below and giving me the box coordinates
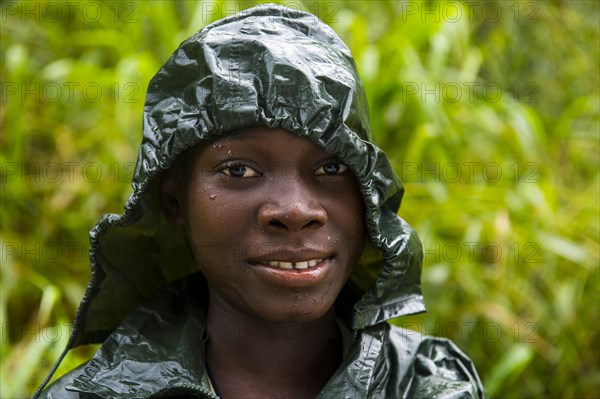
[205,299,343,399]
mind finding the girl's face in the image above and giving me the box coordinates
[165,127,365,323]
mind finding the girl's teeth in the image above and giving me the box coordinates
[279,262,293,269]
[265,259,323,270]
[295,261,308,269]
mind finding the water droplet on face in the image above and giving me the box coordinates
[209,194,216,200]
[227,150,232,156]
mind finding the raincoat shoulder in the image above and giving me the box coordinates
[37,365,85,399]
[37,280,216,399]
[384,326,486,398]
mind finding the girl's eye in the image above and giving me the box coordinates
[222,164,260,178]
[315,162,348,176]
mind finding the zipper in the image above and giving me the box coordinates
[148,382,219,399]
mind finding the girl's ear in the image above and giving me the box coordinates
[159,167,185,225]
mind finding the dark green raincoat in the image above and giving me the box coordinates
[36,4,486,398]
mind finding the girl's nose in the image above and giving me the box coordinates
[257,185,327,232]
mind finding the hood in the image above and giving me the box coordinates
[67,3,425,350]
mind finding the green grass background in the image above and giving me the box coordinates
[1,1,598,397]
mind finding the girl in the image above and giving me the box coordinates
[36,5,485,398]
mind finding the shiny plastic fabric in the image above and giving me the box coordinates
[36,4,485,398]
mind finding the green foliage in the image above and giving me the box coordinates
[1,1,598,397]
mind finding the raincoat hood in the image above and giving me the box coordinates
[68,3,425,350]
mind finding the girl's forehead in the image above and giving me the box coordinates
[212,127,269,145]
[212,127,326,150]
[186,127,335,164]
